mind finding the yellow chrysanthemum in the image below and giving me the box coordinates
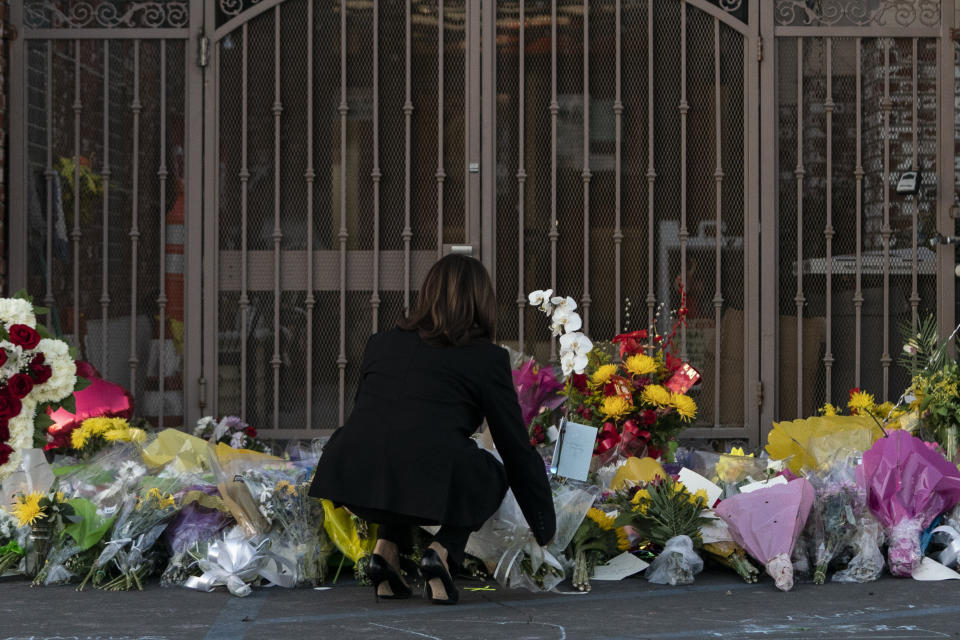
[615,527,631,551]
[82,417,129,436]
[689,488,709,507]
[127,428,147,444]
[276,480,297,495]
[586,507,615,531]
[822,403,838,416]
[591,364,619,387]
[624,354,658,377]
[728,446,753,458]
[641,384,671,407]
[71,426,91,450]
[631,488,651,505]
[103,428,132,442]
[670,392,697,422]
[11,493,46,527]
[848,390,875,413]
[600,395,633,421]
[55,491,66,503]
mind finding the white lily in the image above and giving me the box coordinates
[528,289,554,314]
[559,331,593,357]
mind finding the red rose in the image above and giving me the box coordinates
[0,442,12,465]
[0,417,9,442]
[571,373,589,393]
[642,409,658,425]
[31,353,46,367]
[245,426,258,439]
[0,350,7,368]
[0,392,22,419]
[7,373,34,399]
[30,363,53,385]
[603,382,619,397]
[8,324,41,350]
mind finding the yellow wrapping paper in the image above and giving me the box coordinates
[610,457,667,491]
[765,415,882,474]
[142,428,212,473]
[320,499,377,563]
[214,442,281,478]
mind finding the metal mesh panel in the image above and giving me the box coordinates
[442,1,467,245]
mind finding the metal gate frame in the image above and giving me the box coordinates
[6,0,206,427]
[758,1,958,430]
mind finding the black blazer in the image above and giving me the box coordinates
[309,327,556,545]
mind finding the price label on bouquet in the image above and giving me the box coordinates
[550,419,597,482]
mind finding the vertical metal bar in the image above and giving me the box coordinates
[305,0,316,428]
[44,41,54,329]
[823,38,834,404]
[549,0,558,363]
[581,0,591,333]
[712,17,724,428]
[481,0,496,278]
[130,40,141,393]
[881,38,892,400]
[517,0,527,347]
[909,38,919,332]
[854,37,863,388]
[678,0,688,358]
[237,30,248,422]
[101,42,111,374]
[371,0,381,331]
[466,0,481,245]
[6,1,28,294]
[337,0,349,426]
[759,0,778,431]
[72,41,82,348]
[403,0,413,316]
[794,37,805,418]
[645,0,656,338]
[158,40,169,426]
[614,0,623,334]
[937,3,957,343]
[436,0,445,261]
[745,0,761,441]
[271,5,283,431]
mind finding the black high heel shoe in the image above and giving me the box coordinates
[368,554,413,601]
[420,548,459,605]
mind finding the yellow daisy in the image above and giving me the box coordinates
[624,353,658,377]
[670,392,697,422]
[848,390,875,413]
[590,364,619,387]
[600,396,633,421]
[11,493,46,527]
[689,488,709,507]
[641,384,671,407]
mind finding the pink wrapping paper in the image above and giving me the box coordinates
[513,359,565,427]
[715,478,815,591]
[860,430,960,576]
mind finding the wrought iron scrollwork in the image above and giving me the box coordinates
[218,0,265,19]
[775,0,940,27]
[24,1,189,29]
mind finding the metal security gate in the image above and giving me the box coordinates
[7,1,956,443]
[7,1,204,429]
[762,1,958,426]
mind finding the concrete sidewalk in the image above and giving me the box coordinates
[1,570,958,640]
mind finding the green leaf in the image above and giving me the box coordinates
[52,463,87,477]
[73,376,92,392]
[36,324,56,340]
[60,394,77,415]
[12,289,34,304]
[64,498,115,551]
[0,541,24,557]
[68,345,80,360]
[34,409,54,433]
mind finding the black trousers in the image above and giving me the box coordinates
[345,504,474,572]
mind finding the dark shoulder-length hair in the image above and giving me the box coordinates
[398,254,496,346]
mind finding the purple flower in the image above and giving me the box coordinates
[220,415,248,432]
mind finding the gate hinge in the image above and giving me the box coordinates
[755,380,764,408]
[197,34,210,68]
[757,36,763,62]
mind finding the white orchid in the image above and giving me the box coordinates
[550,296,577,314]
[560,350,589,376]
[550,310,582,336]
[528,289,554,314]
[559,331,593,357]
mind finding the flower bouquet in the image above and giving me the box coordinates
[80,488,179,591]
[860,429,960,577]
[64,417,147,459]
[807,459,861,584]
[192,415,271,454]
[32,496,115,587]
[0,508,26,575]
[528,289,698,462]
[254,478,326,587]
[512,358,565,448]
[566,508,630,591]
[715,478,815,591]
[9,489,76,576]
[0,294,85,481]
[160,486,233,587]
